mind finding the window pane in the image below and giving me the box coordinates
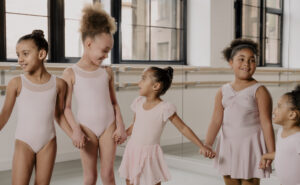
[64,0,93,57]
[122,0,149,26]
[243,0,260,7]
[6,0,47,16]
[6,14,48,59]
[266,39,280,64]
[122,25,149,60]
[65,20,84,57]
[151,28,180,60]
[242,5,260,37]
[151,0,181,28]
[266,13,280,39]
[266,0,281,9]
[65,0,93,19]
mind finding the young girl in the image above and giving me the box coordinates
[119,66,215,185]
[204,38,276,185]
[0,30,73,185]
[260,86,300,185]
[62,3,127,185]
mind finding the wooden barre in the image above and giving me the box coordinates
[1,63,300,73]
[1,80,299,91]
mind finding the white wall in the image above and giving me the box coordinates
[282,0,300,68]
[187,0,211,66]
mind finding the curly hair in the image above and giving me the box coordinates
[80,2,116,41]
[222,38,259,62]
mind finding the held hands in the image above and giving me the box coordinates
[199,144,216,159]
[71,126,89,149]
[259,154,272,169]
[112,125,127,145]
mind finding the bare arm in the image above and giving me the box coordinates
[169,113,215,158]
[62,68,87,148]
[205,88,224,146]
[256,86,275,153]
[54,78,73,138]
[106,66,127,144]
[0,77,20,131]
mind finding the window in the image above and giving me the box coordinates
[235,0,283,66]
[111,0,187,64]
[0,0,98,63]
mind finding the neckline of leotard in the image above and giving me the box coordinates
[74,64,103,73]
[228,82,258,94]
[21,74,53,86]
[279,128,300,139]
[141,98,164,112]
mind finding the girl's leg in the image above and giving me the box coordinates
[223,176,241,185]
[34,137,57,185]
[99,122,116,185]
[80,125,99,185]
[241,178,260,185]
[12,140,35,185]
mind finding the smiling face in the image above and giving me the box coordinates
[16,39,46,72]
[85,33,113,66]
[229,48,257,81]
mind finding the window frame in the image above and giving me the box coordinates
[111,0,187,65]
[234,0,284,67]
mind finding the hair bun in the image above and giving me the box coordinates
[32,30,45,38]
[165,67,174,80]
[295,85,300,92]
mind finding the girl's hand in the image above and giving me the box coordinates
[259,155,272,169]
[199,144,216,159]
[72,127,89,149]
[112,126,127,145]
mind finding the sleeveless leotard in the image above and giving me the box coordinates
[214,83,271,179]
[15,74,57,153]
[71,64,115,138]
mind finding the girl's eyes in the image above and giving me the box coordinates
[237,58,256,63]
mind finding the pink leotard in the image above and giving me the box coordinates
[15,74,57,153]
[71,64,115,138]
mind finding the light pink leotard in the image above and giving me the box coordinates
[71,64,115,138]
[15,74,57,153]
[275,128,300,185]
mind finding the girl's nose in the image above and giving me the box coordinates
[18,57,23,64]
[104,53,108,59]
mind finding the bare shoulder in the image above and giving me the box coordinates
[8,76,21,90]
[216,87,223,98]
[62,67,75,83]
[62,67,74,78]
[256,85,271,99]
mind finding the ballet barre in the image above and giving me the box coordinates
[1,62,300,74]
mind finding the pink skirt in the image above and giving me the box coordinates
[214,125,271,179]
[119,140,171,185]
